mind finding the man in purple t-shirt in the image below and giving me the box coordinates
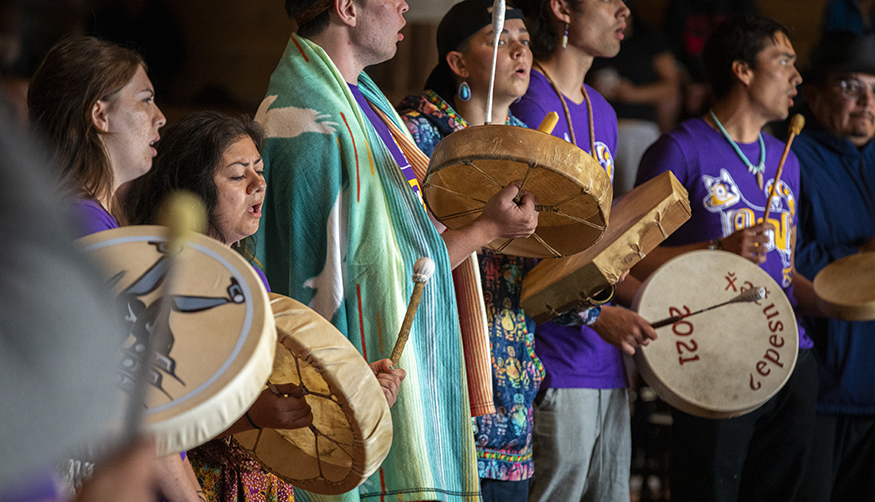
[635,15,823,502]
[512,1,658,501]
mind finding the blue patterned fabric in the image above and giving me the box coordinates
[398,91,544,481]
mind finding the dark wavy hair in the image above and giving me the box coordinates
[123,111,265,254]
[28,36,145,204]
[702,15,790,101]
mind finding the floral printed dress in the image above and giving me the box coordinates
[398,91,545,482]
[189,437,294,502]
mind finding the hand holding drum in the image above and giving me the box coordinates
[390,257,436,367]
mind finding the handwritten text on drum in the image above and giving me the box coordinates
[666,273,788,390]
[723,272,788,390]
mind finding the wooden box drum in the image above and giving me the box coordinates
[424,124,613,258]
[632,251,798,419]
[521,171,690,324]
[76,226,276,456]
[235,294,393,495]
[813,252,875,321]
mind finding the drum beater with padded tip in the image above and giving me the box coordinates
[391,257,436,366]
[649,286,766,329]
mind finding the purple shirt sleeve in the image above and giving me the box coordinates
[67,199,119,239]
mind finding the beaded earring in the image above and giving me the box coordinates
[562,23,569,51]
[458,81,472,102]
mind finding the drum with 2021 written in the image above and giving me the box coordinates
[632,250,798,419]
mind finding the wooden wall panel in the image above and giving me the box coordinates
[158,0,833,122]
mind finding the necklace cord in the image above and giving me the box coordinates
[533,61,598,159]
[708,109,766,176]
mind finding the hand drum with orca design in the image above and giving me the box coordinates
[76,226,275,456]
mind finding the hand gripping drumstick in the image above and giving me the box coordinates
[650,287,766,329]
[390,257,436,367]
[763,114,805,222]
[484,0,506,125]
[124,191,206,442]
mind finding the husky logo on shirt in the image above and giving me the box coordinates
[700,169,797,287]
[702,169,742,211]
[764,177,796,220]
[593,141,615,182]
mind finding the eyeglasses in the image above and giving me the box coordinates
[837,78,875,101]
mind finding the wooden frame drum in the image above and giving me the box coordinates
[424,124,613,258]
[235,294,393,495]
[813,252,875,321]
[521,171,690,324]
[632,251,798,419]
[76,226,276,456]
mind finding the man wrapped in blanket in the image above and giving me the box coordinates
[253,1,539,501]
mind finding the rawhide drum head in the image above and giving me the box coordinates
[235,294,393,495]
[632,250,798,418]
[425,124,613,258]
[814,252,875,321]
[76,225,275,456]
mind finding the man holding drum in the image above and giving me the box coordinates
[253,1,538,501]
[792,31,875,501]
[634,15,822,502]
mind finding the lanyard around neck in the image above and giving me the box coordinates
[533,61,597,160]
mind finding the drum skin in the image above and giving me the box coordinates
[813,252,875,321]
[632,251,798,419]
[235,294,393,495]
[76,226,276,456]
[425,124,613,258]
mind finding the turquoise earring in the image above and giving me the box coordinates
[458,81,471,102]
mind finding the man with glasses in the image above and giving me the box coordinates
[792,30,875,501]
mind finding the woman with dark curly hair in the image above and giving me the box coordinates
[124,111,319,502]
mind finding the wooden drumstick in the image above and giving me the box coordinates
[650,287,766,329]
[390,257,436,367]
[763,114,805,222]
[485,0,506,125]
[538,112,559,135]
[124,191,206,441]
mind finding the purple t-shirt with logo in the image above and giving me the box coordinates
[636,117,811,349]
[512,70,627,389]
